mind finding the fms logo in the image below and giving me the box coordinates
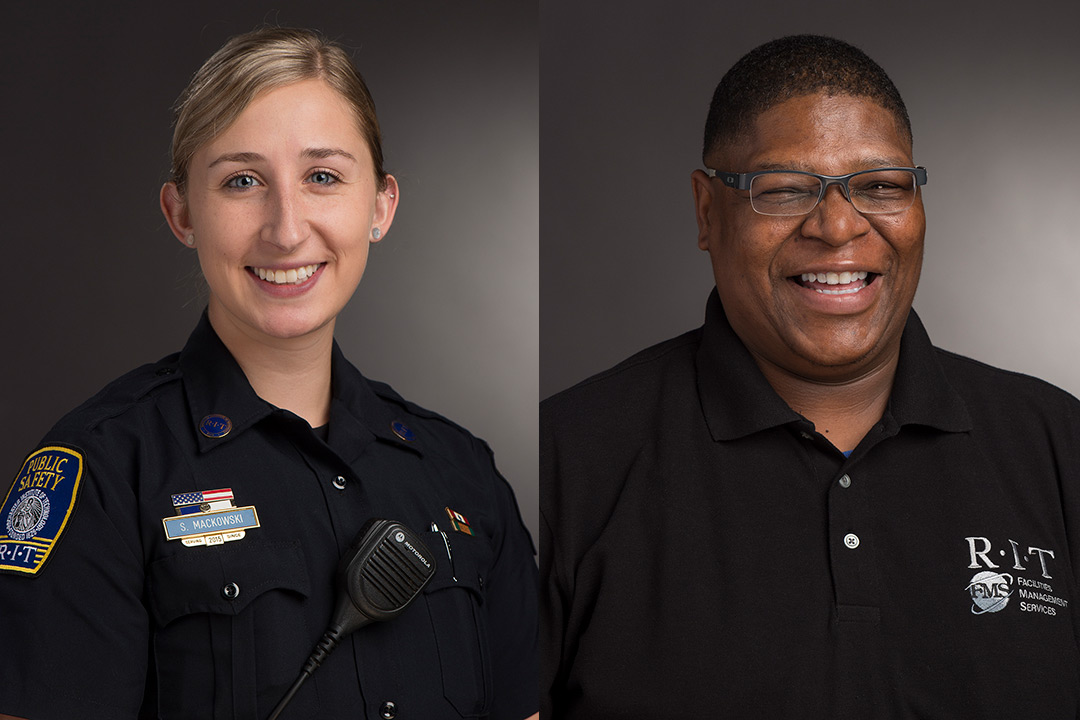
[964,536,1057,616]
[966,570,1013,614]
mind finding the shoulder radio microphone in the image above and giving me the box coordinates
[267,519,437,720]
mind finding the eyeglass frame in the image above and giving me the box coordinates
[704,166,928,216]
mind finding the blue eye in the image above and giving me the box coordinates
[225,174,260,189]
[309,170,340,185]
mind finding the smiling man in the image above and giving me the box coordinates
[541,36,1080,719]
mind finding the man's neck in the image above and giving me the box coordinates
[754,352,900,454]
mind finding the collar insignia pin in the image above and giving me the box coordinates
[200,414,233,439]
[391,420,416,443]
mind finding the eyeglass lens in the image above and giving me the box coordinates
[749,169,919,216]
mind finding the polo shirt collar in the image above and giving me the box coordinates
[887,310,972,432]
[696,290,802,441]
[695,289,972,442]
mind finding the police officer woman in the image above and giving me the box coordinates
[0,27,538,720]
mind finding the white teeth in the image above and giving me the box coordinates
[817,285,862,295]
[799,270,870,294]
[252,264,321,285]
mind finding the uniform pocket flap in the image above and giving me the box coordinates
[148,540,310,626]
[421,530,492,598]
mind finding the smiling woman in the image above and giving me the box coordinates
[161,78,399,423]
[0,27,537,720]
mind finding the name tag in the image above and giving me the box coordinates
[163,506,260,544]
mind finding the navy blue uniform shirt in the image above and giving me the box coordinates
[541,290,1080,719]
[0,313,538,720]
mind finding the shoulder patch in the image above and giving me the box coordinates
[0,445,84,576]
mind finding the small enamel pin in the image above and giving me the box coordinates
[200,414,233,439]
[444,507,473,536]
[162,487,260,547]
[391,420,415,442]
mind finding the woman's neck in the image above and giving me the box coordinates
[207,304,335,427]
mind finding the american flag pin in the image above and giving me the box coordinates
[171,488,235,514]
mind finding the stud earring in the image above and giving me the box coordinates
[372,228,382,240]
[185,234,195,246]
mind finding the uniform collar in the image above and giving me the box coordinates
[178,311,421,458]
[328,344,423,462]
[695,289,972,442]
[179,312,276,453]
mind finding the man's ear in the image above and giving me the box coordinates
[690,169,717,251]
[370,174,400,242]
[160,182,194,246]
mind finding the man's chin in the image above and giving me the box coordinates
[783,337,894,383]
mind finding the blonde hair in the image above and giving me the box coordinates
[169,27,387,195]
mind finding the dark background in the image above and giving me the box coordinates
[540,1,1080,402]
[1,2,538,540]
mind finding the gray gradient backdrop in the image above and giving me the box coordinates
[1,2,538,541]
[541,1,1080,403]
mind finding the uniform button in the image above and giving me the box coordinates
[332,475,347,490]
[222,582,240,599]
[380,700,397,719]
[155,367,175,376]
[838,474,851,488]
[843,533,860,549]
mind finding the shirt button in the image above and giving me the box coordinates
[843,533,860,549]
[332,475,347,490]
[222,582,240,599]
[799,431,813,440]
[838,474,851,488]
[380,700,397,719]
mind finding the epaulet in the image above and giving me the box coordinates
[54,354,183,434]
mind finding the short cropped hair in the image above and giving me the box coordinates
[169,27,387,195]
[702,35,911,162]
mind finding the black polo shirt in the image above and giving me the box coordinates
[541,290,1080,719]
[0,313,538,720]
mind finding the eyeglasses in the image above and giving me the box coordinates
[705,166,928,216]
